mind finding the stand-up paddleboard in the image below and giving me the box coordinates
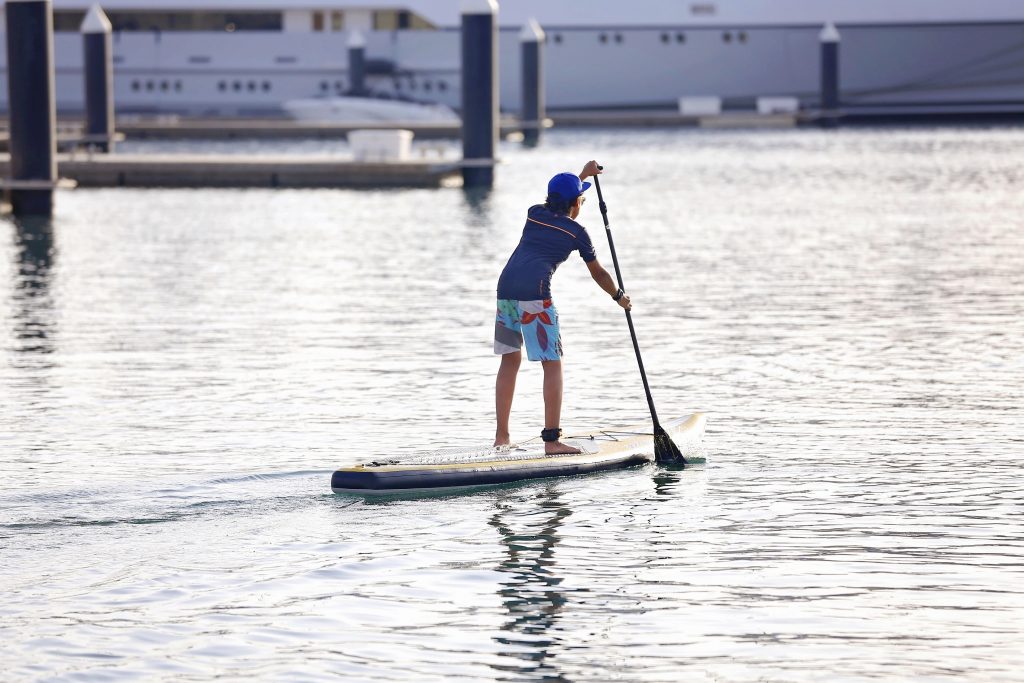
[331,413,707,494]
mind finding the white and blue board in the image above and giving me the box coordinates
[331,413,707,494]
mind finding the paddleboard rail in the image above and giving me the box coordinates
[330,413,707,494]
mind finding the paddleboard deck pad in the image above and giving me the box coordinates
[331,413,707,494]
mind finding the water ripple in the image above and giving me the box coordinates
[1,127,1023,681]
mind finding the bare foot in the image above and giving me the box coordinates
[545,440,581,455]
[494,432,512,448]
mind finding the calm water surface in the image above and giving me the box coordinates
[2,128,1022,681]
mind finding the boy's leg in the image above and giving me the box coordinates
[494,299,524,447]
[541,360,581,455]
[495,350,521,446]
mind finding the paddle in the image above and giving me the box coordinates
[592,168,687,467]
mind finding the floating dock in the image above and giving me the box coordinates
[0,116,526,148]
[550,109,797,129]
[113,117,525,141]
[4,104,1016,156]
[0,153,464,188]
[549,105,1024,128]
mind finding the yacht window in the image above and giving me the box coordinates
[424,81,432,92]
[218,81,226,92]
[174,80,182,91]
[615,33,623,44]
[660,33,670,44]
[60,11,282,32]
[312,11,324,32]
[438,81,447,92]
[320,81,329,92]
[739,31,748,43]
[247,81,256,91]
[233,81,242,91]
[599,33,607,44]
[331,11,344,31]
[553,34,563,44]
[262,81,271,92]
[374,10,396,30]
[52,10,86,31]
[160,81,169,91]
[131,80,140,91]
[373,10,434,30]
[722,32,732,43]
[408,13,434,29]
[145,81,154,91]
[676,32,686,43]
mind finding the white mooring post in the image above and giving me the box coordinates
[819,22,841,128]
[348,30,367,96]
[81,4,115,152]
[520,18,545,147]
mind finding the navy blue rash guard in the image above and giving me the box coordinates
[497,204,598,300]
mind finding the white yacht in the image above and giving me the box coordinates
[1,0,1023,116]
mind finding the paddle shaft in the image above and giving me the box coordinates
[592,173,663,429]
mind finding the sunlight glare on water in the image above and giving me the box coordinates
[1,127,1022,681]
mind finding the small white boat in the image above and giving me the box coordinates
[283,95,460,124]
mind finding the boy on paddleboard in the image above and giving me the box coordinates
[494,160,632,454]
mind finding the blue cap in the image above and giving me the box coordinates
[547,172,591,201]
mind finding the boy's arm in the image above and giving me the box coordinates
[586,259,631,310]
[579,160,602,181]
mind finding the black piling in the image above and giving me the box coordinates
[348,30,366,96]
[460,0,498,188]
[81,4,115,152]
[819,22,841,129]
[3,0,58,217]
[520,19,544,147]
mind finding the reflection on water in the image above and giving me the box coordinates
[490,486,570,681]
[651,470,682,498]
[8,217,57,357]
[462,186,495,217]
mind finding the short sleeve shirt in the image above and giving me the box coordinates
[496,204,598,301]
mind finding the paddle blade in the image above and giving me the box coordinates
[653,425,687,467]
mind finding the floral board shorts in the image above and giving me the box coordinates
[494,298,563,361]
